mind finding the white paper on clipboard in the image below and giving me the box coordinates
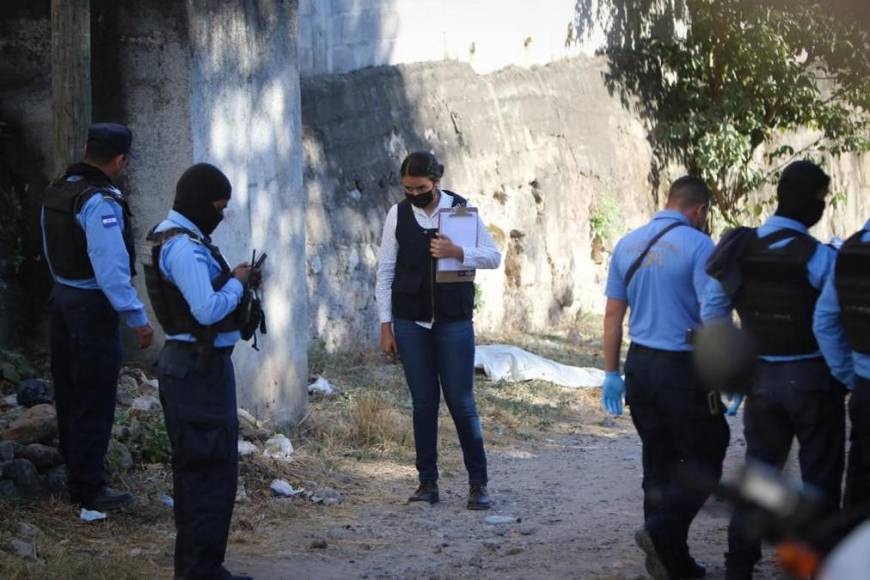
[437,206,478,283]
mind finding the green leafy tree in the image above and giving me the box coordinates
[577,0,870,223]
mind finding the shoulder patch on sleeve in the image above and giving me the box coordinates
[101,214,119,228]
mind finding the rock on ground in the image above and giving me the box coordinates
[1,404,57,445]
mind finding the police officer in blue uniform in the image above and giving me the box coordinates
[703,161,845,580]
[41,123,154,511]
[814,215,870,509]
[602,176,729,580]
[145,163,255,580]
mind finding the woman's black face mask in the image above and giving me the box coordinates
[406,188,435,208]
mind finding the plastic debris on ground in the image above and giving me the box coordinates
[263,434,294,462]
[237,440,258,456]
[80,508,107,521]
[271,479,305,497]
[474,344,605,388]
[158,493,174,508]
[307,376,340,397]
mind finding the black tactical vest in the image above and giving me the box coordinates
[734,229,820,356]
[42,175,136,280]
[143,226,245,341]
[834,230,870,354]
[391,192,475,323]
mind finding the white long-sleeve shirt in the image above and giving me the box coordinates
[376,190,501,326]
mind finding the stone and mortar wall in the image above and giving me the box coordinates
[303,58,656,350]
[302,57,870,351]
[298,0,604,76]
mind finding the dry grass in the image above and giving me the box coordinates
[0,317,619,577]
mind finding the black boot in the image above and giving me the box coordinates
[635,528,676,580]
[81,486,135,511]
[408,481,439,504]
[675,555,706,579]
[467,483,492,510]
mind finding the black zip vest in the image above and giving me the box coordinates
[143,226,245,341]
[734,229,820,356]
[834,230,870,354]
[42,174,136,280]
[391,192,475,323]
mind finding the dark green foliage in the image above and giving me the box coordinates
[577,0,870,223]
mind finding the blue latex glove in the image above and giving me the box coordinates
[602,371,626,416]
[726,394,745,416]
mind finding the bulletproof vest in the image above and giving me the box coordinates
[734,229,820,356]
[42,175,137,280]
[392,192,475,323]
[834,230,870,354]
[143,227,245,340]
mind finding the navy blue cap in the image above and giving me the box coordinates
[87,123,136,158]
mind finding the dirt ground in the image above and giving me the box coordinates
[226,414,783,580]
[0,327,788,579]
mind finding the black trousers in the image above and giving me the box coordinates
[845,376,870,508]
[726,358,846,571]
[49,284,122,505]
[158,344,239,580]
[625,343,730,557]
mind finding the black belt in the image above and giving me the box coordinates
[629,342,691,358]
[165,340,234,355]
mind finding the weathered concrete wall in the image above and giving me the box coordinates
[117,0,308,425]
[302,58,870,351]
[303,58,656,349]
[0,1,308,425]
[298,0,604,76]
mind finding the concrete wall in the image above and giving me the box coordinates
[0,0,308,425]
[302,57,870,351]
[302,58,656,350]
[298,0,606,76]
[118,0,308,425]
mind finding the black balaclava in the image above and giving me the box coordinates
[774,160,830,228]
[173,163,232,236]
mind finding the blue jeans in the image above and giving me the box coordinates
[393,318,488,485]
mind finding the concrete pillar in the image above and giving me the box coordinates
[118,0,308,426]
[51,0,91,176]
[187,0,308,425]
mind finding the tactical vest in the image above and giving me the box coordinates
[391,192,475,323]
[734,229,820,356]
[42,176,136,280]
[834,230,870,354]
[143,227,245,341]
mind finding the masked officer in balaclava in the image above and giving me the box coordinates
[703,160,846,580]
[145,163,257,580]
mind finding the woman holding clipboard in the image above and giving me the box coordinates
[376,151,502,509]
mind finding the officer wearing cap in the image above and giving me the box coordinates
[814,214,870,509]
[145,163,256,580]
[703,160,846,580]
[602,176,729,580]
[41,122,154,512]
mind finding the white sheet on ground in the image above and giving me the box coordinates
[474,344,605,388]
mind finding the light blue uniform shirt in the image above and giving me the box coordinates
[813,218,870,385]
[605,210,714,351]
[702,215,836,363]
[155,210,243,348]
[40,176,148,328]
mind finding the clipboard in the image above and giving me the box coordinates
[436,205,477,283]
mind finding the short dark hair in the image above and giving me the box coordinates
[84,141,124,165]
[667,175,711,209]
[400,151,444,180]
[777,160,830,202]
